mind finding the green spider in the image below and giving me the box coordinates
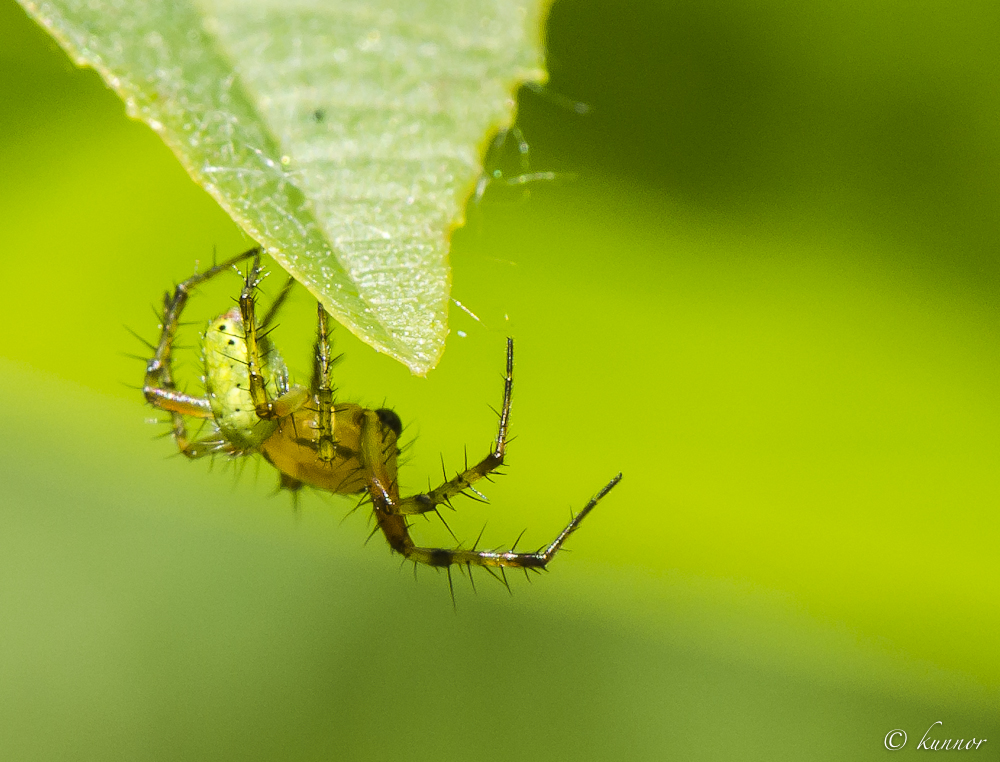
[142,248,621,583]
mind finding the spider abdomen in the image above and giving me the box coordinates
[204,307,287,452]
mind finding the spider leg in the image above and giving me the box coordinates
[238,253,308,419]
[148,394,231,460]
[259,274,296,329]
[143,247,260,458]
[395,472,618,570]
[389,338,513,516]
[357,377,622,571]
[310,302,339,462]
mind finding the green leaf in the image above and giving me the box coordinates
[18,0,547,374]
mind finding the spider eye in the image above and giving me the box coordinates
[375,408,402,437]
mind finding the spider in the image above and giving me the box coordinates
[142,247,621,584]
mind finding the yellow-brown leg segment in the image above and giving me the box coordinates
[393,338,515,516]
[311,303,338,462]
[143,247,260,458]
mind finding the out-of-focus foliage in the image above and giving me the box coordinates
[17,0,548,374]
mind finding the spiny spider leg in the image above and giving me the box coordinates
[259,275,296,329]
[143,247,260,458]
[392,337,514,517]
[365,422,621,571]
[238,252,308,420]
[355,338,622,570]
[311,303,338,462]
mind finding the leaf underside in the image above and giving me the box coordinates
[20,0,547,374]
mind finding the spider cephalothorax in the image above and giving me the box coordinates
[142,248,620,583]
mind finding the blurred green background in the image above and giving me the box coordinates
[2,0,998,759]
